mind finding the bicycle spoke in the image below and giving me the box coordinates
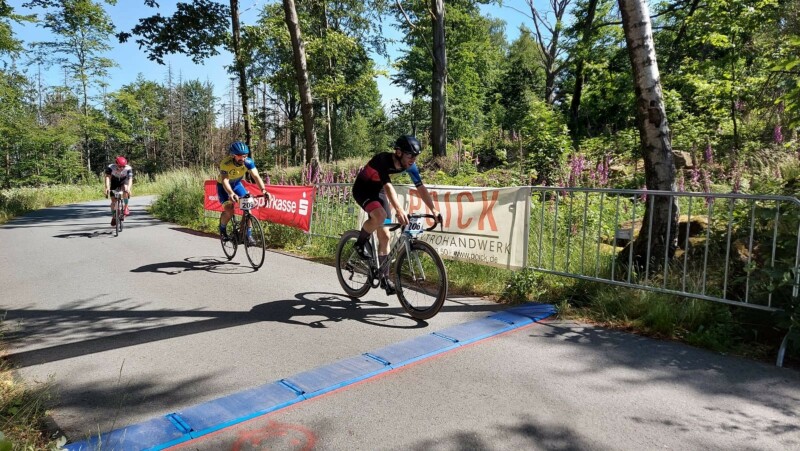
[244,215,266,270]
[336,231,372,298]
[220,217,238,260]
[396,241,447,320]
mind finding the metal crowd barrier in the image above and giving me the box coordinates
[310,183,800,365]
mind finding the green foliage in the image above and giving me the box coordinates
[501,268,545,303]
[0,1,30,56]
[394,0,505,142]
[333,112,387,160]
[519,98,571,184]
[119,0,230,64]
[773,36,800,127]
[147,168,213,229]
[492,26,546,132]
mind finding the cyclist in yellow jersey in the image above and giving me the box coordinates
[217,141,272,245]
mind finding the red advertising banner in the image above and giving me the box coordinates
[203,180,315,233]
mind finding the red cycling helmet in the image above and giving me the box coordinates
[115,156,128,166]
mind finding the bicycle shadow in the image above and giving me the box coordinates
[131,256,253,275]
[251,291,429,329]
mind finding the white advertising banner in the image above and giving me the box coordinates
[393,185,531,269]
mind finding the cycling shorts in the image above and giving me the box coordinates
[352,187,390,216]
[217,182,248,205]
[109,177,129,191]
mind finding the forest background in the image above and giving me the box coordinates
[0,0,796,190]
[1,0,799,352]
[1,1,799,445]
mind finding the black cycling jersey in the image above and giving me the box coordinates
[352,152,423,213]
[354,153,422,191]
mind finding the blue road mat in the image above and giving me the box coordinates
[65,303,555,451]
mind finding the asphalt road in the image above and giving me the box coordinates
[1,197,798,450]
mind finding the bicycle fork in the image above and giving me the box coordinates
[402,238,427,283]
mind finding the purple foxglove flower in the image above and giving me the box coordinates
[774,125,783,144]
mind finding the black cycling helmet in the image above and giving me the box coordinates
[394,135,422,156]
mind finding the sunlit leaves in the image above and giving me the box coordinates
[119,0,230,64]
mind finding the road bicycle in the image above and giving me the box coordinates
[336,213,448,320]
[220,194,267,270]
[106,188,125,237]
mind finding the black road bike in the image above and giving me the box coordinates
[107,188,125,237]
[336,213,448,320]
[220,194,267,270]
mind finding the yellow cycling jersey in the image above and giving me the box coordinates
[217,155,256,184]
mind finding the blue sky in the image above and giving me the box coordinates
[7,0,533,110]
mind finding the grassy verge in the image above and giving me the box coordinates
[0,344,64,450]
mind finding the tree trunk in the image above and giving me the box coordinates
[5,149,10,188]
[325,98,333,162]
[283,0,319,169]
[82,77,91,172]
[665,0,701,69]
[569,0,599,131]
[431,0,447,157]
[527,0,570,106]
[618,0,678,269]
[230,0,252,148]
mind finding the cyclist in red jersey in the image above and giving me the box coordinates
[104,156,133,226]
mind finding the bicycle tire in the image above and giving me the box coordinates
[221,216,238,260]
[394,240,448,320]
[117,205,124,233]
[335,230,372,298]
[244,214,266,270]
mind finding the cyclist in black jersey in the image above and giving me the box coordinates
[352,135,442,295]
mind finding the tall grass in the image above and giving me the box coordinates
[0,342,64,450]
[148,168,216,232]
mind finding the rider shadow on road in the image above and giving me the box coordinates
[4,292,427,368]
[53,230,109,239]
[131,256,253,275]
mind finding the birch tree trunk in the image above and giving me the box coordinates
[283,0,320,169]
[618,0,679,268]
[431,0,447,157]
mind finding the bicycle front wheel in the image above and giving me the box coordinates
[395,240,448,320]
[117,206,124,233]
[244,215,266,270]
[335,230,372,298]
[221,216,238,260]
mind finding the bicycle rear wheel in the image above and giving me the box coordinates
[335,230,372,298]
[221,216,238,260]
[395,240,447,320]
[244,215,266,270]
